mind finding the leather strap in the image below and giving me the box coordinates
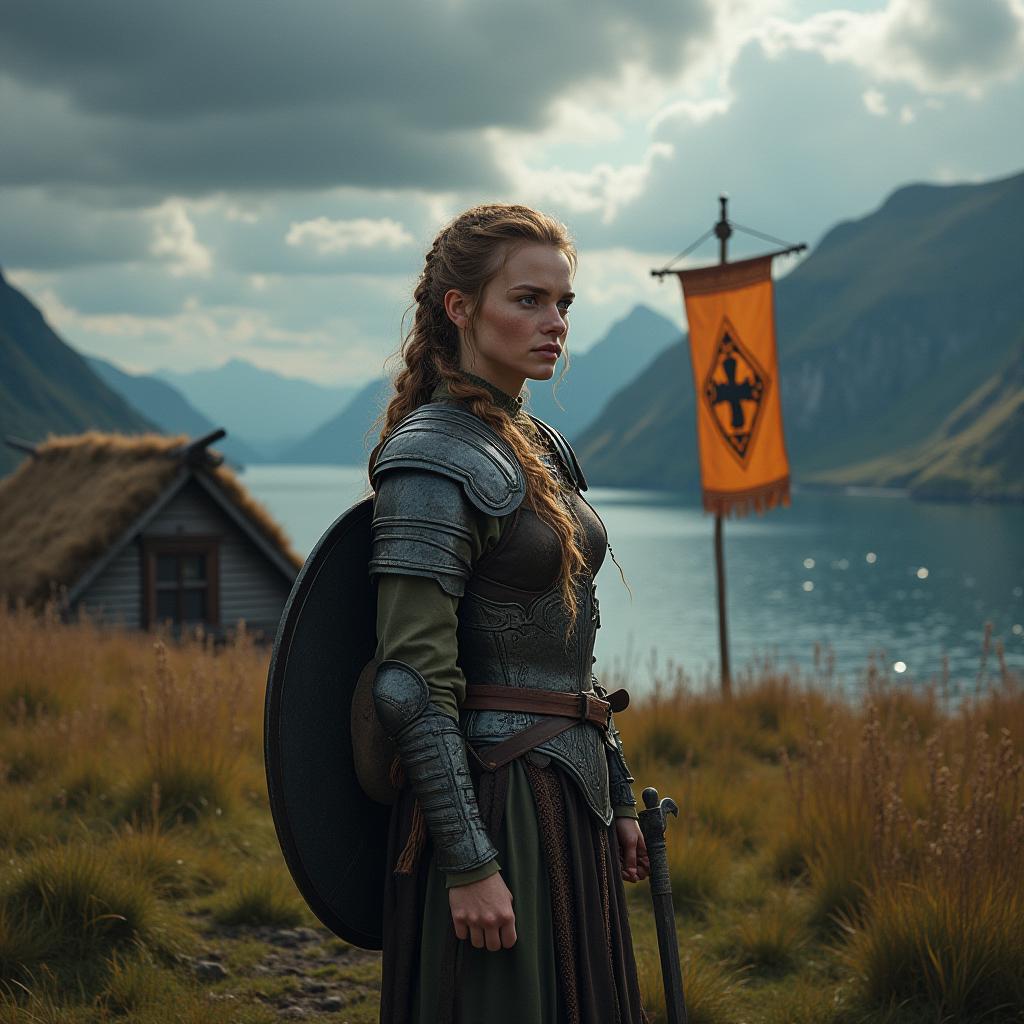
[462,684,629,726]
[462,685,631,772]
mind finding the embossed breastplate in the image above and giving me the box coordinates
[457,451,615,822]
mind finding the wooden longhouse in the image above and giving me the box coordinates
[0,430,301,636]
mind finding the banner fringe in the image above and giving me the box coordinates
[703,475,791,518]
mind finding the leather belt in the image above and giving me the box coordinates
[461,684,630,772]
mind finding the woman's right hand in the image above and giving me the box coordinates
[448,871,517,951]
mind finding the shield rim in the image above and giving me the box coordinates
[264,495,385,949]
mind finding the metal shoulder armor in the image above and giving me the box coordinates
[369,403,527,596]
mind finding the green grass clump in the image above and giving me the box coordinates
[108,823,229,898]
[0,844,173,988]
[727,896,807,974]
[211,863,305,927]
[100,950,178,1016]
[844,880,1024,1022]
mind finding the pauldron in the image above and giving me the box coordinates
[369,403,526,596]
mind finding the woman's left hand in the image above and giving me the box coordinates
[615,818,650,883]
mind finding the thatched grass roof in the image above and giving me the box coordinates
[0,432,303,607]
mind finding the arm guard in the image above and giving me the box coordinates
[606,719,637,812]
[594,676,637,811]
[373,660,498,875]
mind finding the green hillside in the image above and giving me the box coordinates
[577,170,1024,500]
[811,339,1024,501]
[0,270,155,477]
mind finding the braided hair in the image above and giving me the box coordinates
[376,204,587,630]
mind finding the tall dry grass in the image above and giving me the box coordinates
[2,602,1022,1023]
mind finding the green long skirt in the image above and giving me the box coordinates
[379,758,647,1024]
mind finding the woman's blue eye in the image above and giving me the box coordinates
[519,295,537,306]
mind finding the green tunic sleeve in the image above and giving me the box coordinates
[373,508,502,721]
[373,505,504,888]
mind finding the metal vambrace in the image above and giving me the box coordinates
[595,677,637,811]
[372,659,498,874]
[606,719,637,810]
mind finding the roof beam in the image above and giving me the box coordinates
[4,435,39,457]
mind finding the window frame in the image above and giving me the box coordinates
[141,535,221,629]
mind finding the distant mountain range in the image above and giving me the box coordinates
[279,304,682,465]
[0,270,154,476]
[576,169,1024,501]
[3,169,1021,500]
[156,359,357,453]
[86,356,264,468]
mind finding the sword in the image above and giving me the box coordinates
[637,786,688,1024]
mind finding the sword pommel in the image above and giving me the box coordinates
[641,788,679,828]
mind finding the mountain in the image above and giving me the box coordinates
[280,376,393,465]
[0,269,155,477]
[524,305,681,439]
[156,359,358,451]
[811,338,1024,501]
[576,170,1024,500]
[280,304,680,465]
[87,356,264,468]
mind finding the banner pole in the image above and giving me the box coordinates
[714,195,733,699]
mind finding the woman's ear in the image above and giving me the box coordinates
[443,289,471,330]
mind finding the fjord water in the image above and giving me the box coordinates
[242,465,1024,694]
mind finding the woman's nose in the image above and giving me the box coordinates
[541,304,567,335]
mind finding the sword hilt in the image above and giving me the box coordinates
[640,786,679,836]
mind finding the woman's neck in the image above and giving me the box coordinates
[454,368,524,417]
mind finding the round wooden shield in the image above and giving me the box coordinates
[264,496,390,949]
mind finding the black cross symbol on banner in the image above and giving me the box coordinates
[702,320,768,463]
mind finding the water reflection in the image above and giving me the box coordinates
[241,466,1024,694]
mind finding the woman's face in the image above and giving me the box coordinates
[446,242,574,397]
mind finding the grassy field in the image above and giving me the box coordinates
[1,605,1022,1023]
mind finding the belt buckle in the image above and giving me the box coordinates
[577,692,590,723]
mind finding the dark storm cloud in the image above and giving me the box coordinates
[885,0,1024,83]
[0,0,711,194]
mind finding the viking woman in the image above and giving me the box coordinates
[368,204,649,1023]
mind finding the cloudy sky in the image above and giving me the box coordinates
[3,0,1023,386]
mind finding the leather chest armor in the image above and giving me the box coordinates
[370,402,626,827]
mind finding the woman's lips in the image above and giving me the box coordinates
[534,345,561,357]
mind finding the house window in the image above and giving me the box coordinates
[143,538,220,628]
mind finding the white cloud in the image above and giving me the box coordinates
[500,142,675,225]
[761,0,1024,95]
[863,88,889,116]
[285,217,414,255]
[148,199,213,276]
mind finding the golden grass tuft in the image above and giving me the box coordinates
[734,902,807,975]
[637,950,736,1024]
[211,862,306,927]
[843,879,1024,1022]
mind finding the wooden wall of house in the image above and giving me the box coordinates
[78,477,294,635]
[76,539,143,629]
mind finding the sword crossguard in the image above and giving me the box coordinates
[640,787,679,832]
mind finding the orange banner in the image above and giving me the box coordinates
[677,255,790,516]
